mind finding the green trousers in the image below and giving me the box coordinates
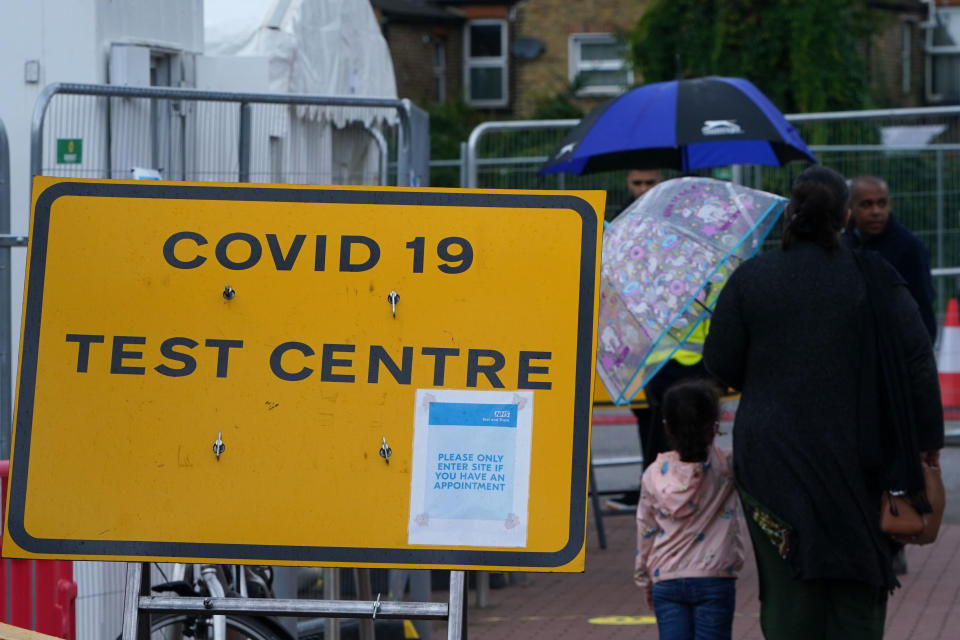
[745,503,888,639]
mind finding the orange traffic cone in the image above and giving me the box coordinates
[938,298,960,418]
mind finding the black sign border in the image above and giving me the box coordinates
[8,180,599,568]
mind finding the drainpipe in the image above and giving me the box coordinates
[920,0,941,103]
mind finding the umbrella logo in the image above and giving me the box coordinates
[555,142,577,158]
[701,120,744,136]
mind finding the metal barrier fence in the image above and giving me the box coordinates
[463,106,960,313]
[30,83,431,188]
[0,118,11,462]
[10,82,431,466]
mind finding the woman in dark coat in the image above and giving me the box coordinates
[703,166,943,639]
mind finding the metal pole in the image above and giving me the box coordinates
[34,82,408,108]
[368,127,389,187]
[0,119,10,460]
[936,148,946,308]
[397,100,413,186]
[105,95,113,179]
[239,102,252,183]
[324,567,341,640]
[465,119,578,188]
[409,571,432,640]
[731,165,743,185]
[121,562,151,640]
[446,571,466,640]
[139,595,450,618]
[150,96,160,173]
[474,572,488,609]
[357,569,374,640]
[31,81,409,186]
[200,566,227,639]
[785,104,960,122]
[30,83,61,186]
[588,464,607,549]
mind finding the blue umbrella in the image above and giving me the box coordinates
[540,76,816,175]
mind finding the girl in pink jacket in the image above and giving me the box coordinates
[634,379,744,640]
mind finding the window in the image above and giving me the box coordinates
[568,33,632,97]
[464,19,508,107]
[150,52,174,87]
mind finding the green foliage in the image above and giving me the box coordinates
[426,98,484,162]
[630,0,877,117]
[530,92,585,121]
[424,98,486,187]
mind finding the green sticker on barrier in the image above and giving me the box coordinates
[56,139,82,164]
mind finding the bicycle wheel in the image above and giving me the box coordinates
[146,613,293,640]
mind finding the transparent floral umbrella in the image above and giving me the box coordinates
[597,177,787,405]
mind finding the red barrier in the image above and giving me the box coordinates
[0,460,77,639]
[591,412,639,426]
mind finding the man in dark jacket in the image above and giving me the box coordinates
[843,175,937,341]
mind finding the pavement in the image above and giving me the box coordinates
[427,412,960,639]
[430,515,960,640]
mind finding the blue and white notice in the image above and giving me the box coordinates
[408,389,533,547]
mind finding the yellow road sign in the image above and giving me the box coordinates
[3,178,603,571]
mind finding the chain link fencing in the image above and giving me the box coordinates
[458,106,960,317]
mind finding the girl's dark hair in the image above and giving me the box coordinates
[662,379,721,462]
[781,165,849,251]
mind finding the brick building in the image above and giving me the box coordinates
[372,0,960,118]
[371,0,466,107]
[372,0,646,117]
[510,0,651,116]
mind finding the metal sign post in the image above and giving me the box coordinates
[120,564,467,640]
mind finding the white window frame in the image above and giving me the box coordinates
[464,19,508,108]
[568,33,633,97]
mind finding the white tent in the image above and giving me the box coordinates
[202,0,399,184]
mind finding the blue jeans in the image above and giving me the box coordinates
[652,577,736,640]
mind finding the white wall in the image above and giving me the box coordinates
[196,54,270,92]
[0,0,100,234]
[98,0,204,53]
[0,3,202,639]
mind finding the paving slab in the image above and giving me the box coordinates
[432,511,960,639]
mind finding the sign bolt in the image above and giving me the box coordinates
[379,436,392,463]
[213,431,225,460]
[387,291,399,317]
[223,285,236,300]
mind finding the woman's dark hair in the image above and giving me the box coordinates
[781,165,849,251]
[662,379,721,462]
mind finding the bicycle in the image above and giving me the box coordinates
[123,563,294,640]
